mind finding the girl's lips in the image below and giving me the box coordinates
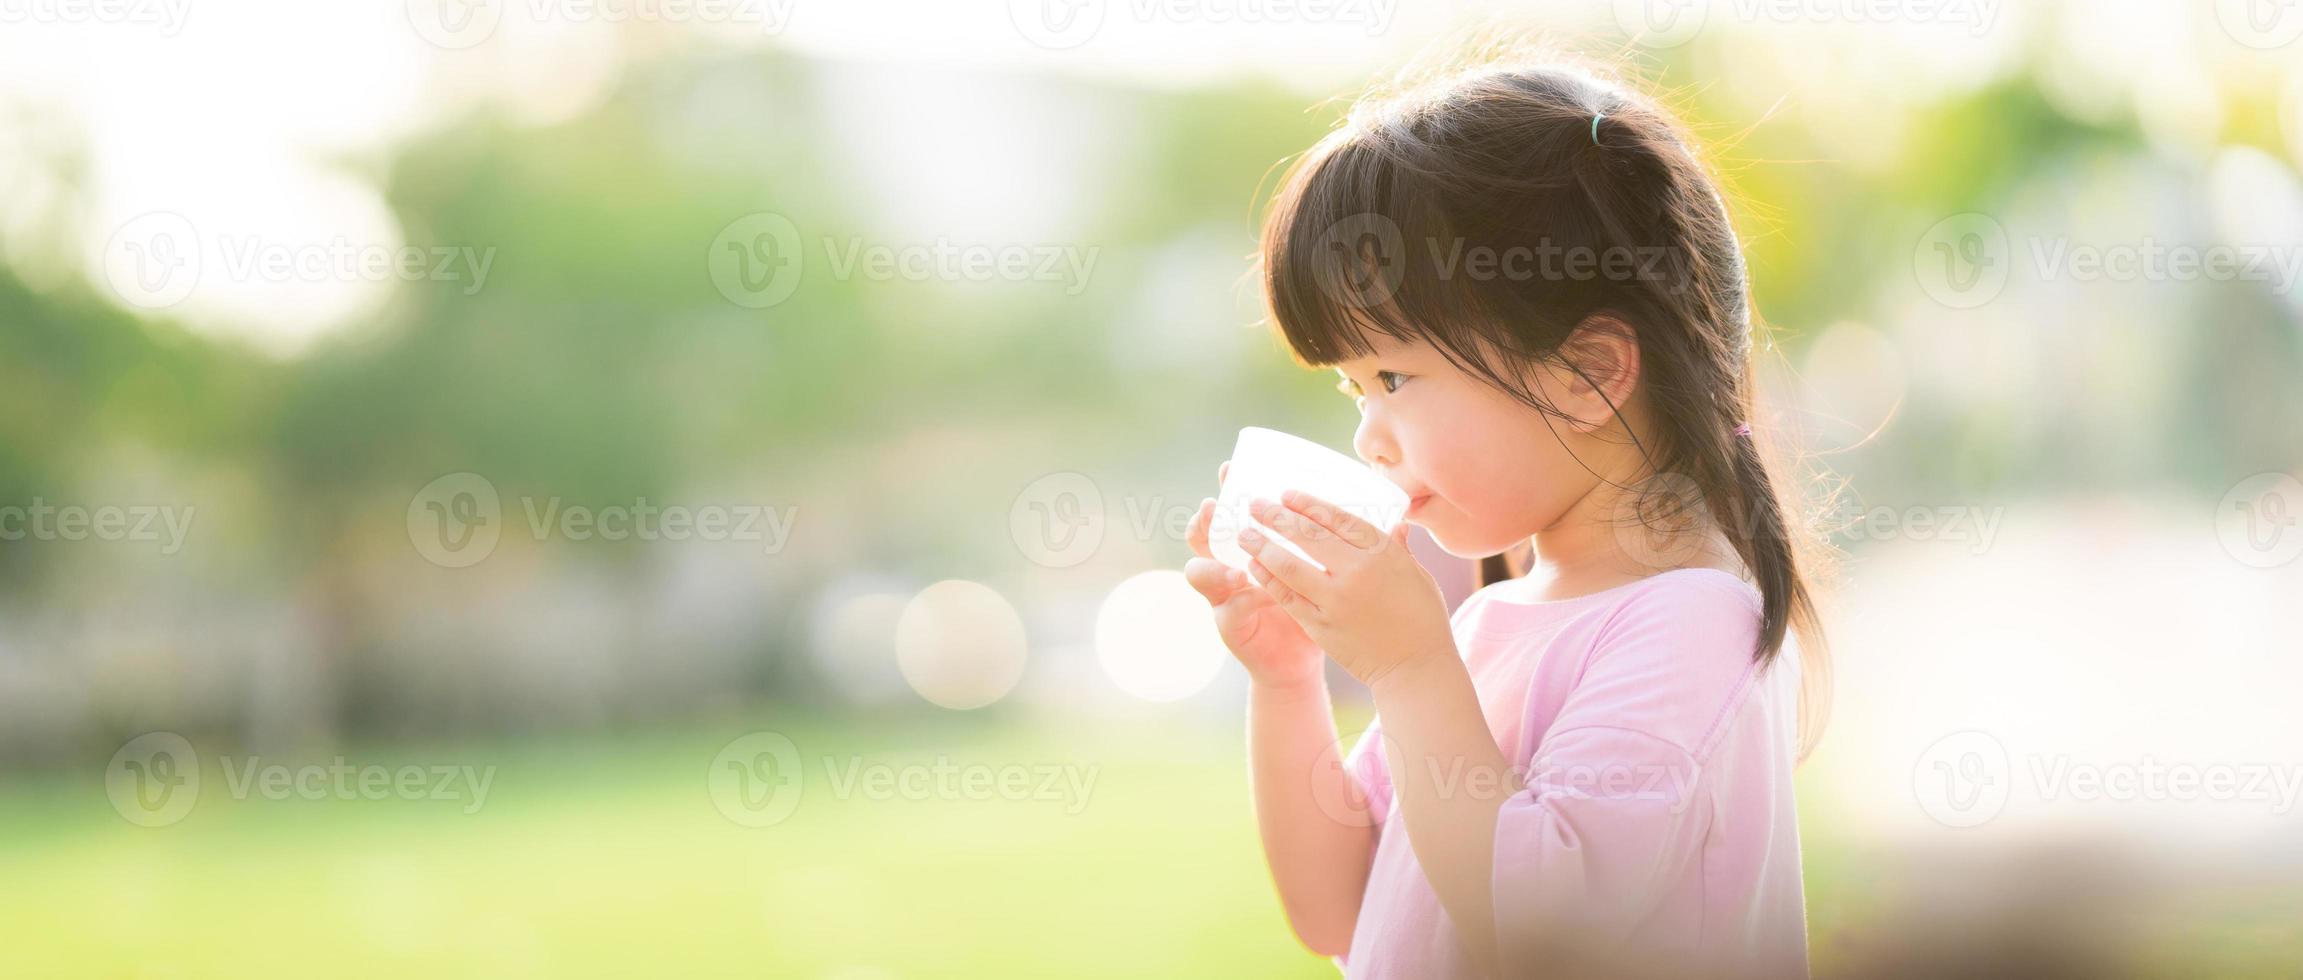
[1407,493,1433,515]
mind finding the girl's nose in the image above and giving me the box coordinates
[1353,412,1399,469]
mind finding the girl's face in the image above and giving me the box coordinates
[1335,333,1626,560]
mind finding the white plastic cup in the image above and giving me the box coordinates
[1209,426,1412,574]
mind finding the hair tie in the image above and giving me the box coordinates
[1732,422,1752,438]
[1591,112,1604,145]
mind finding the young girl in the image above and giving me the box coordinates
[1181,52,1832,979]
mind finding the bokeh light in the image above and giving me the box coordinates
[1093,570,1228,703]
[894,579,1028,710]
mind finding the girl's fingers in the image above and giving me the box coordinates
[1277,489,1387,551]
[1248,497,1359,572]
[1186,497,1215,559]
[1182,557,1238,602]
[1245,558,1316,615]
[1218,460,1230,487]
[1239,527,1323,611]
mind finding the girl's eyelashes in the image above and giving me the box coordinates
[1334,370,1410,398]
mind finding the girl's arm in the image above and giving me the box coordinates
[1185,487,1377,956]
[1361,653,1520,979]
[1248,666,1377,958]
[1227,494,1520,972]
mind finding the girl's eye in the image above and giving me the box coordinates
[1335,371,1408,398]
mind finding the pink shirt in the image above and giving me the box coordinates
[1335,567,1808,979]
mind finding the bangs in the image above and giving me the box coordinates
[1257,126,1556,375]
[1260,133,1438,368]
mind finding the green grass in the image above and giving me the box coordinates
[0,715,1337,978]
[7,713,2299,977]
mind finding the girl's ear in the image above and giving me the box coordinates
[1552,316,1642,431]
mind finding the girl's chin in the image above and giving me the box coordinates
[1413,519,1523,561]
[1408,502,1510,558]
[1410,521,1480,559]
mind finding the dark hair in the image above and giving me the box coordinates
[1257,48,1833,756]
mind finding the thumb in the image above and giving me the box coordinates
[1390,522,1412,550]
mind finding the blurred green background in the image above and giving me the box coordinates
[2,0,2301,975]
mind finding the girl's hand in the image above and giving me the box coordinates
[1236,490,1457,690]
[1183,462,1325,690]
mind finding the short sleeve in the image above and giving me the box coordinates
[1488,575,1765,967]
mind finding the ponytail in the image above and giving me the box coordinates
[1718,400,1834,760]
